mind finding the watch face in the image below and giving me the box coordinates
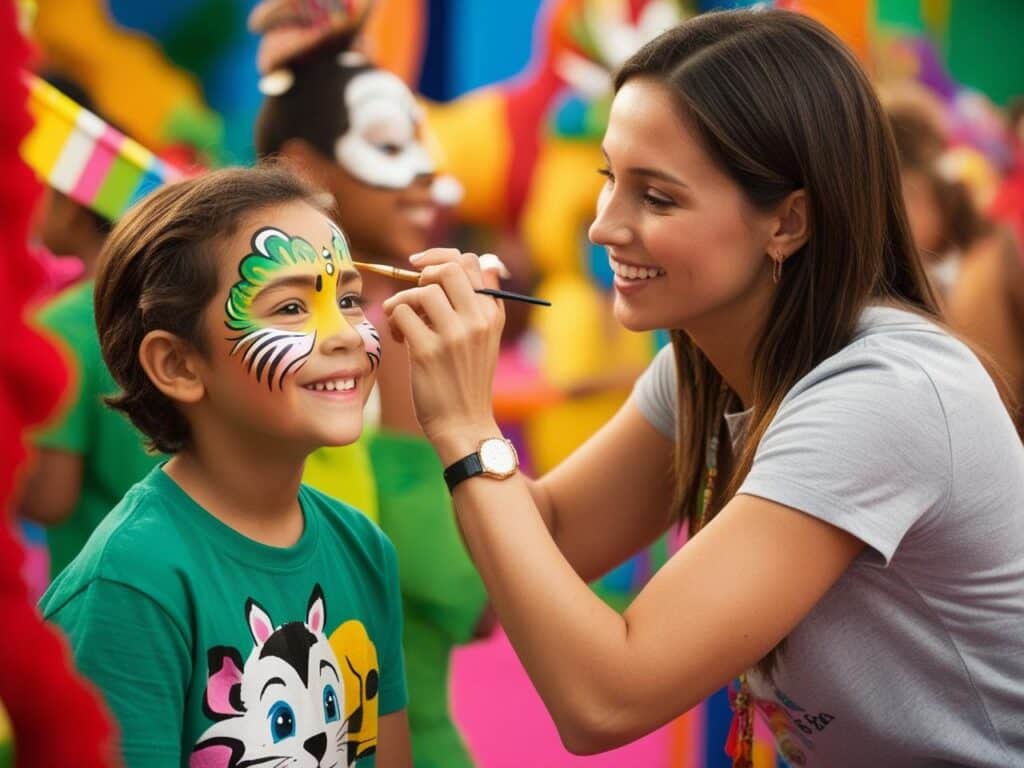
[479,438,517,477]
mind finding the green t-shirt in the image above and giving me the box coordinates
[33,281,160,577]
[368,431,487,768]
[40,465,406,768]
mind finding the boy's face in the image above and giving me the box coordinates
[198,200,380,452]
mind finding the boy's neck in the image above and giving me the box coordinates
[164,443,306,548]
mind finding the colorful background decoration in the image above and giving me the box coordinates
[21,75,183,222]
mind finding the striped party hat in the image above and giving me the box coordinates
[20,73,183,221]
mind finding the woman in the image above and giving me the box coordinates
[382,10,1024,768]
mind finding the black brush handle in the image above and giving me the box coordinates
[474,288,551,307]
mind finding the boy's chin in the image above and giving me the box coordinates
[313,425,364,448]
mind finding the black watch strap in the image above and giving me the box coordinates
[443,452,484,492]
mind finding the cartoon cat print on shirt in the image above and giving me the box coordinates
[191,584,367,768]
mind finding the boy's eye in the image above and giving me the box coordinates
[274,302,305,316]
[338,293,366,311]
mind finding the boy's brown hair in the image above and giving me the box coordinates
[95,165,324,454]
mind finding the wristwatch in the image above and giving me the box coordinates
[443,437,519,492]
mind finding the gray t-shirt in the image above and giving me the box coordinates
[632,306,1024,767]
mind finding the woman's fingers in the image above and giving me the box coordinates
[386,302,433,353]
[383,283,462,337]
[418,262,481,314]
[478,253,510,289]
[411,248,506,291]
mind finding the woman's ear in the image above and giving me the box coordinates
[768,189,811,259]
[138,330,206,405]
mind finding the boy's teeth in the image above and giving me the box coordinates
[308,378,356,391]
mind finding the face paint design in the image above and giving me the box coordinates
[225,222,356,390]
[355,320,381,371]
[334,69,435,189]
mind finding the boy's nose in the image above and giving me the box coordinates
[321,314,364,354]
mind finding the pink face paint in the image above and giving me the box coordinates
[355,319,382,371]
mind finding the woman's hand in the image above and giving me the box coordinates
[382,249,505,463]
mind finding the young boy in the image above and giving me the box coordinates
[40,166,411,768]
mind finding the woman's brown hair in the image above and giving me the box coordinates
[95,165,324,454]
[615,10,940,673]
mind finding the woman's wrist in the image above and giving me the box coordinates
[428,420,503,466]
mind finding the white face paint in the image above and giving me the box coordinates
[334,69,435,190]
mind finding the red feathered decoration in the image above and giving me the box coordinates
[0,3,118,766]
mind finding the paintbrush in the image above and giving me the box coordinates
[353,261,552,307]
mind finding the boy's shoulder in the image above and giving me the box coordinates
[40,471,193,616]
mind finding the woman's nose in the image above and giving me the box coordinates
[589,188,631,247]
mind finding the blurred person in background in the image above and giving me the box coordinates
[885,85,1024,434]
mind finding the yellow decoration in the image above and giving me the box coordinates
[423,90,512,227]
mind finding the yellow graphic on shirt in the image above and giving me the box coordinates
[330,620,380,762]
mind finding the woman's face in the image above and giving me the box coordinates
[589,78,778,334]
[327,68,440,263]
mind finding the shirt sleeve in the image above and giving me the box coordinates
[630,344,677,440]
[376,537,408,716]
[45,578,191,767]
[737,348,952,564]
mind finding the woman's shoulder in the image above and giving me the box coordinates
[808,305,982,392]
[784,304,1017,459]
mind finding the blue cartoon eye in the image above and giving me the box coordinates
[323,684,340,723]
[268,700,296,743]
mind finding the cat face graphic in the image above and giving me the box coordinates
[190,584,351,768]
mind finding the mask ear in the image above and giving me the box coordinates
[202,647,245,719]
[307,583,326,634]
[246,598,275,645]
